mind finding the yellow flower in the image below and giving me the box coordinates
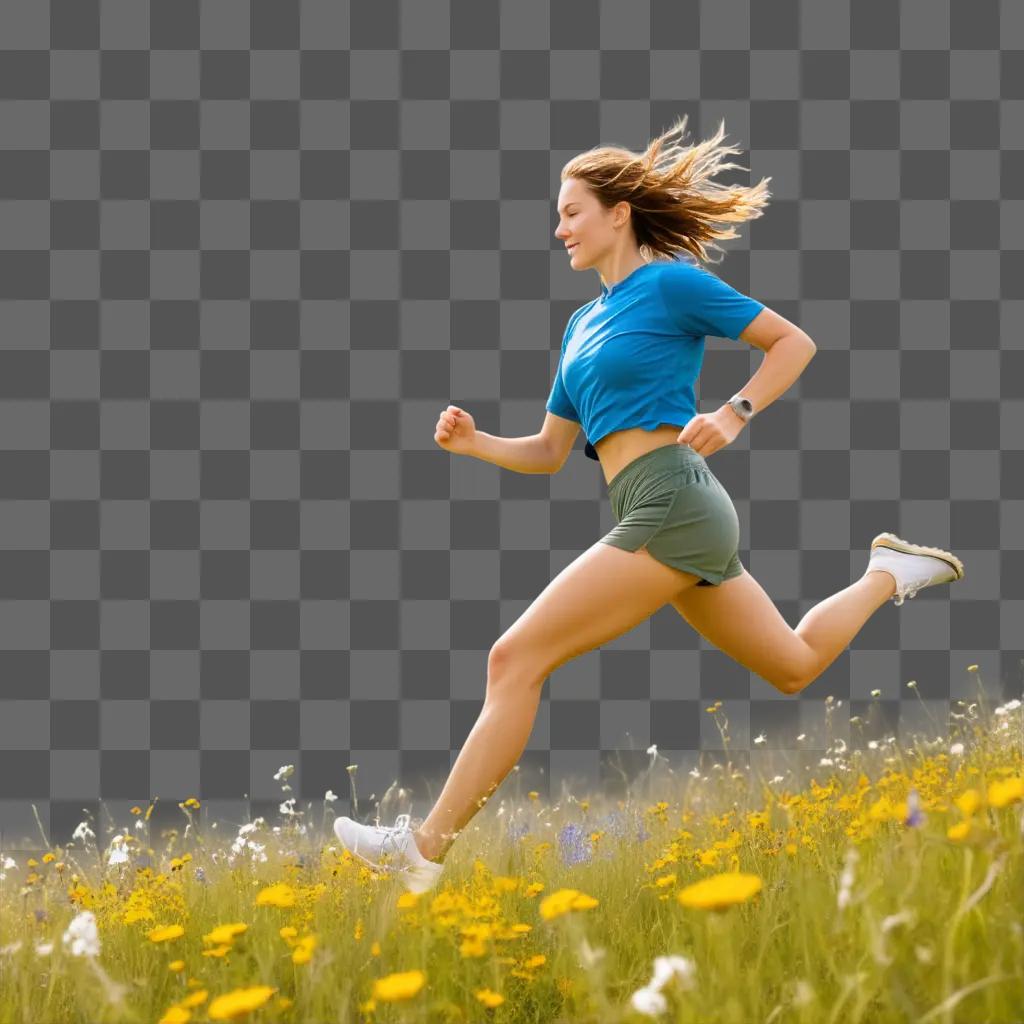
[279,926,298,942]
[168,960,186,973]
[148,924,185,944]
[256,883,296,908]
[203,923,248,946]
[181,797,201,809]
[131,805,143,815]
[475,988,504,1008]
[208,986,277,1021]
[372,970,427,1002]
[291,935,317,965]
[955,788,984,817]
[538,888,599,921]
[158,1007,191,1024]
[987,776,1024,809]
[180,990,209,1009]
[677,871,763,911]
[42,852,56,864]
[277,997,293,1010]
[947,821,971,842]
[201,945,232,958]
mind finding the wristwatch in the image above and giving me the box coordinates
[727,393,755,422]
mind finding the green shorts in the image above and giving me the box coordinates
[600,442,743,587]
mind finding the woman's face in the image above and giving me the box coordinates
[554,179,620,268]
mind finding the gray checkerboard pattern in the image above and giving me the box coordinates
[1,0,1021,848]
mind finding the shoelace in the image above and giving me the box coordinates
[376,813,414,865]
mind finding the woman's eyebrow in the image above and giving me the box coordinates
[557,202,579,214]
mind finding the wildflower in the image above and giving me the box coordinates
[207,985,277,1021]
[157,1007,191,1024]
[649,954,696,992]
[630,986,668,1016]
[203,923,248,946]
[677,872,762,911]
[955,788,983,817]
[62,910,100,958]
[324,789,338,802]
[507,820,530,844]
[148,924,185,944]
[291,934,317,965]
[168,959,186,972]
[904,788,925,828]
[836,847,858,911]
[988,776,1024,808]
[72,821,95,843]
[949,742,964,756]
[274,765,295,783]
[182,797,200,809]
[256,882,296,908]
[475,988,504,1008]
[372,969,427,1002]
[181,991,209,1008]
[557,823,593,866]
[35,942,53,956]
[539,888,599,921]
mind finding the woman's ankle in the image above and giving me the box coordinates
[413,830,447,864]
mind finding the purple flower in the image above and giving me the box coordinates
[506,820,530,844]
[904,788,925,828]
[557,823,593,866]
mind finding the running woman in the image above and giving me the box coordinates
[334,116,964,892]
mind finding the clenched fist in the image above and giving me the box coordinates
[434,405,477,455]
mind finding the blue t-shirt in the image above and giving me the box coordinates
[546,255,765,460]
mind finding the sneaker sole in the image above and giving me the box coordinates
[870,532,965,580]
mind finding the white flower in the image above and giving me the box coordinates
[650,954,696,992]
[72,821,95,843]
[819,758,834,766]
[949,742,964,756]
[0,940,23,956]
[577,936,606,969]
[646,743,658,756]
[107,844,129,866]
[995,699,1021,716]
[62,911,100,958]
[324,789,338,802]
[274,764,295,781]
[792,979,815,1008]
[754,732,766,744]
[35,942,53,956]
[630,986,668,1016]
[280,798,297,816]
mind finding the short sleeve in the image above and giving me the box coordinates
[658,261,765,341]
[545,309,583,422]
[545,345,579,422]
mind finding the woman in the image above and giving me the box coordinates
[333,116,965,892]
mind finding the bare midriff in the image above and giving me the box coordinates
[594,424,687,488]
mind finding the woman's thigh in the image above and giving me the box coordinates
[668,567,815,693]
[488,541,702,692]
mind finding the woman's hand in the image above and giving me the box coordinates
[677,405,746,458]
[434,405,477,455]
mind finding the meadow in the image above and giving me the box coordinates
[0,674,1021,1024]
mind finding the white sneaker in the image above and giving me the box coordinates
[332,812,445,894]
[867,532,965,606]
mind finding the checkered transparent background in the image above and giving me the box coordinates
[0,0,1021,847]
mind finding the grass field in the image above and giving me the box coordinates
[0,678,1021,1023]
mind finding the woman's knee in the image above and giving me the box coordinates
[485,640,544,695]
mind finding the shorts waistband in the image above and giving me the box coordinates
[606,442,707,494]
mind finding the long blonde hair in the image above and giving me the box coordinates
[560,115,771,266]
